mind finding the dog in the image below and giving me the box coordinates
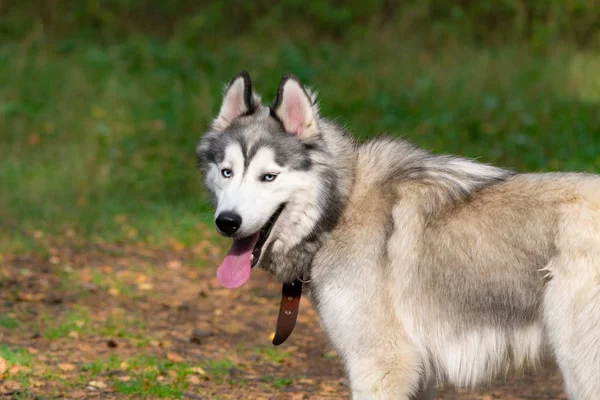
[197,71,600,399]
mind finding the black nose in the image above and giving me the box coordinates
[215,211,242,236]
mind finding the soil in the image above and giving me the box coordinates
[0,241,568,399]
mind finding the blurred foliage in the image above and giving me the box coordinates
[1,0,600,47]
[0,1,599,245]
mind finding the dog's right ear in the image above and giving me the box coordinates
[212,71,260,131]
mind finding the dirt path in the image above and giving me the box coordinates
[0,242,567,399]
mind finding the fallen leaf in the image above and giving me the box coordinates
[167,260,182,270]
[79,269,92,283]
[0,357,7,374]
[188,375,201,384]
[189,367,206,375]
[118,376,131,382]
[58,363,76,372]
[119,362,129,371]
[166,352,184,363]
[3,380,20,391]
[138,282,154,291]
[17,291,44,302]
[88,380,107,389]
[69,331,80,339]
[28,133,40,145]
[9,365,28,375]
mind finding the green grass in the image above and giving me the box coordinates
[0,345,34,367]
[43,307,91,340]
[255,347,291,364]
[82,354,199,398]
[0,314,20,329]
[0,7,599,250]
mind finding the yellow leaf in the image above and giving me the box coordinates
[189,367,206,375]
[188,375,201,384]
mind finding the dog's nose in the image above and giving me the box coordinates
[215,211,242,236]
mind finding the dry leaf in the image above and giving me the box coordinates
[119,362,129,371]
[58,363,76,372]
[167,260,182,270]
[3,380,21,391]
[9,365,28,375]
[0,357,7,375]
[28,134,40,145]
[188,375,201,384]
[88,380,107,389]
[118,376,131,382]
[189,367,206,375]
[166,352,184,363]
[17,291,44,302]
[69,331,80,339]
[26,347,39,354]
[138,282,154,291]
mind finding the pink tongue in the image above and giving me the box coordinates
[216,233,260,288]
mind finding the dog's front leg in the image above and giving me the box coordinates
[344,345,428,400]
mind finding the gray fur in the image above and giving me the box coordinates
[199,72,600,399]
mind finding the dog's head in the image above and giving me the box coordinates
[197,72,342,288]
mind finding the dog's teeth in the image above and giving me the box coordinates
[250,254,255,263]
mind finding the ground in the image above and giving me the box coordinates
[0,233,568,399]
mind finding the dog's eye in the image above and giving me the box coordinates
[262,173,277,182]
[221,168,233,178]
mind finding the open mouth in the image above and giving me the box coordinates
[250,203,285,268]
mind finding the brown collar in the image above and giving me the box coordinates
[272,279,303,345]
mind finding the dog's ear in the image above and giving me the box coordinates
[212,71,261,131]
[271,74,319,138]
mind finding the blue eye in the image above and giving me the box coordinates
[221,168,233,178]
[262,173,277,182]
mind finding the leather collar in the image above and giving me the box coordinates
[272,279,303,345]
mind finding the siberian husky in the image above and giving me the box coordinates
[197,71,600,399]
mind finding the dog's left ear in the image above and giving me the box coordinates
[271,74,319,138]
